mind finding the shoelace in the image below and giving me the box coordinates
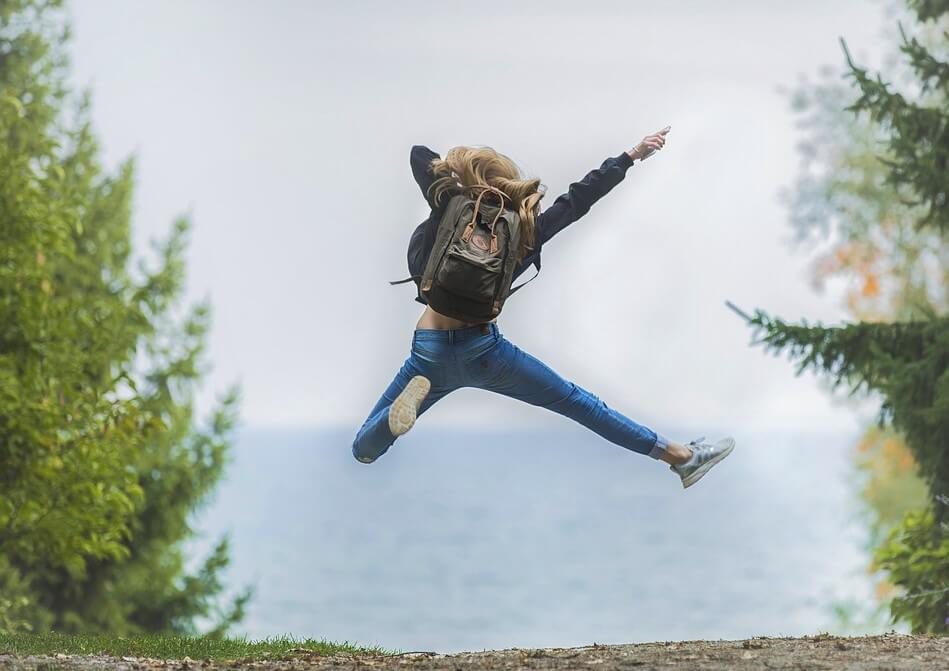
[671,436,707,472]
[687,436,707,457]
[685,436,712,465]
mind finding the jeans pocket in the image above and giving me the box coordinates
[411,342,434,363]
[470,336,511,382]
[460,332,496,360]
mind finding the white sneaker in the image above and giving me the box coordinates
[387,375,431,437]
[669,435,735,489]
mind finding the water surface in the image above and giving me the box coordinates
[189,424,874,653]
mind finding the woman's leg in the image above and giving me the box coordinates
[351,354,453,464]
[467,332,678,461]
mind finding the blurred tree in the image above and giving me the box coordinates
[0,0,249,634]
[781,0,944,631]
[733,0,948,635]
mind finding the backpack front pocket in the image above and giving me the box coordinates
[435,245,502,302]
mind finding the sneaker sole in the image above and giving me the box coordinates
[388,375,431,437]
[682,437,735,489]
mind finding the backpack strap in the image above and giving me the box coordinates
[389,274,422,285]
[508,254,541,295]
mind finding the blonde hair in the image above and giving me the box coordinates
[426,146,546,264]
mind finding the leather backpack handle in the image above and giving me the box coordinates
[462,185,508,253]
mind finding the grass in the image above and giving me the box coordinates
[0,632,394,661]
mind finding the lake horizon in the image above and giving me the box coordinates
[187,422,888,653]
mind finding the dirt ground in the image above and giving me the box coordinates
[1,633,946,671]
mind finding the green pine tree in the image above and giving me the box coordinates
[0,0,249,633]
[729,0,949,635]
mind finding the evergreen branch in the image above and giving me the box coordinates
[739,308,949,523]
[724,300,752,323]
[897,22,949,94]
[838,37,949,235]
[907,0,949,23]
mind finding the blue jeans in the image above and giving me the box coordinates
[352,322,672,464]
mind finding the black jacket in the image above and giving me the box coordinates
[404,144,636,305]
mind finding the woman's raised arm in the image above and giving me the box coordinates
[534,128,669,248]
[533,151,634,248]
[410,144,441,211]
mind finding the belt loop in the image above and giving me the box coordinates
[448,330,454,344]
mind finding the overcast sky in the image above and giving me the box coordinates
[66,1,892,439]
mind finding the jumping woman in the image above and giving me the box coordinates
[352,127,735,488]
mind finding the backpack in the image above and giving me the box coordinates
[390,185,536,322]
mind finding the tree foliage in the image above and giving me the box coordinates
[782,0,946,633]
[732,0,949,634]
[0,0,248,634]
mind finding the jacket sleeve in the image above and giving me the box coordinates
[410,144,441,211]
[534,150,635,248]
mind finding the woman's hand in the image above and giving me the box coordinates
[627,126,670,161]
